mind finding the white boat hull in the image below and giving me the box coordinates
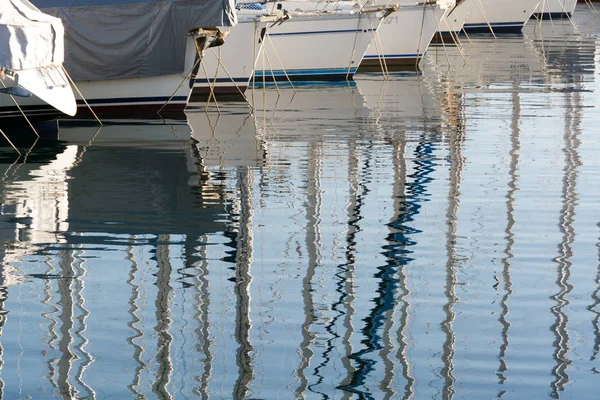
[246,1,451,71]
[254,12,380,81]
[0,37,196,123]
[461,0,541,33]
[361,3,450,69]
[192,18,267,101]
[532,0,577,19]
[437,0,478,36]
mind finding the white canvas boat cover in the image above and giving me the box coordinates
[0,0,77,116]
[0,0,65,71]
[32,0,237,81]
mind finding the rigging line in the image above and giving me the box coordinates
[159,34,205,115]
[0,78,40,138]
[205,37,225,111]
[61,67,102,126]
[585,0,598,16]
[416,2,427,71]
[475,0,496,40]
[20,135,39,165]
[558,0,579,30]
[200,56,221,114]
[0,127,21,156]
[73,126,102,168]
[262,35,283,97]
[461,24,473,47]
[265,32,297,93]
[209,45,254,111]
[432,3,459,68]
[547,0,557,33]
[442,7,468,62]
[371,8,391,77]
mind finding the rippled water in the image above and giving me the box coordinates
[0,6,599,399]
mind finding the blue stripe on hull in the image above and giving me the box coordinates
[531,12,572,20]
[254,68,357,82]
[251,81,358,89]
[268,29,376,37]
[193,77,250,85]
[363,53,423,60]
[463,21,525,34]
[437,31,460,36]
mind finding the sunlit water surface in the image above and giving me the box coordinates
[0,6,599,399]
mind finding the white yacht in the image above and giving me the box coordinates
[260,0,452,71]
[191,8,281,101]
[0,0,237,121]
[436,0,477,39]
[360,0,455,69]
[461,0,541,33]
[532,0,577,19]
[239,1,395,81]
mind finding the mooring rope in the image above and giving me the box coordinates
[208,44,254,110]
[415,1,427,70]
[0,127,20,155]
[431,3,454,69]
[266,32,297,92]
[0,78,40,139]
[62,67,102,126]
[475,0,496,39]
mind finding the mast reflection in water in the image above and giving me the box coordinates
[0,6,598,399]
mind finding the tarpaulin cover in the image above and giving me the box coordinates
[0,0,65,71]
[30,0,237,81]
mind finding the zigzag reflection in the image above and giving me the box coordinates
[339,137,439,399]
[549,88,582,400]
[0,284,6,398]
[591,225,600,361]
[191,234,213,399]
[441,87,466,400]
[125,237,146,398]
[496,87,520,397]
[232,168,255,400]
[311,143,376,400]
[296,142,322,398]
[72,247,95,399]
[0,17,597,393]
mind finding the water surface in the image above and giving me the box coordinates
[0,6,599,399]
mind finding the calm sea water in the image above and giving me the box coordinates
[0,6,599,399]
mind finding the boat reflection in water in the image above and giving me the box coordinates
[0,7,598,398]
[0,121,233,398]
[188,104,267,168]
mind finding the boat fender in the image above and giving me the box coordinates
[0,70,32,97]
[0,86,32,97]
